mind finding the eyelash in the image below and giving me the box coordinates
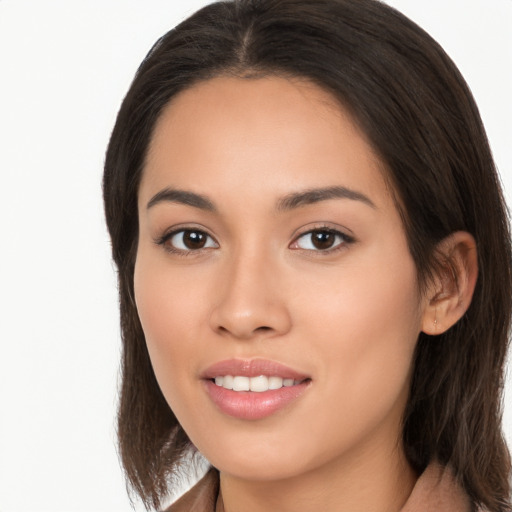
[155,228,219,256]
[290,227,355,254]
[155,226,355,256]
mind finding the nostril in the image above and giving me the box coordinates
[255,326,272,332]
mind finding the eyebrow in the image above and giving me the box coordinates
[147,188,216,211]
[276,186,376,211]
[146,185,375,212]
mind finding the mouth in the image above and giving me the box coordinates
[211,375,309,392]
[201,359,311,420]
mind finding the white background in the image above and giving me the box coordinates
[0,1,510,511]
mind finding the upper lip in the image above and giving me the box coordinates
[201,358,310,381]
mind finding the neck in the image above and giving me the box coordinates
[218,442,416,512]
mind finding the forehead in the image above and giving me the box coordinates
[140,75,392,210]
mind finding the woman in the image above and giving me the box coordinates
[103,0,512,510]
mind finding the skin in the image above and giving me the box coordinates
[134,76,477,512]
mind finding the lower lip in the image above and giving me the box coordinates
[203,380,310,420]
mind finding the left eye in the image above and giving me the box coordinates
[167,229,218,251]
[292,229,348,251]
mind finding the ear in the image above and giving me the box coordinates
[421,231,478,335]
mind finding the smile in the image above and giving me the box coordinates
[202,359,311,420]
[214,375,303,392]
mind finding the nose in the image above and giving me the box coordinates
[209,250,292,340]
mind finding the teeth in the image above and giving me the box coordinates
[214,375,302,392]
[232,376,250,391]
[268,376,283,390]
[250,375,268,392]
[223,375,234,390]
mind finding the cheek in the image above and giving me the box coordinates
[133,251,204,405]
[294,243,417,365]
[323,258,420,370]
[299,250,422,439]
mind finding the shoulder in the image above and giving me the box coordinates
[163,469,219,512]
[165,463,478,512]
[401,463,475,512]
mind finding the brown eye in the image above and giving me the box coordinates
[167,229,218,251]
[311,231,336,250]
[293,229,350,252]
[183,230,207,249]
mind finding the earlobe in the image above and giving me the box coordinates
[421,231,478,335]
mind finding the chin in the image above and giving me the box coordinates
[198,431,318,482]
[213,454,305,482]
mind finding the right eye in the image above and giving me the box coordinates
[158,229,218,253]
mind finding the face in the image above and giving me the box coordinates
[135,76,427,482]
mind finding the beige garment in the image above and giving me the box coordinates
[165,463,473,512]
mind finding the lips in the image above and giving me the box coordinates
[201,358,309,381]
[201,359,311,420]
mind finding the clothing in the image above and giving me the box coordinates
[164,463,473,512]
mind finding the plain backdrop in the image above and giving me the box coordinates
[0,1,511,511]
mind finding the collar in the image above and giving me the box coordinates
[165,462,472,512]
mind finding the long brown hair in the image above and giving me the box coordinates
[103,0,512,509]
